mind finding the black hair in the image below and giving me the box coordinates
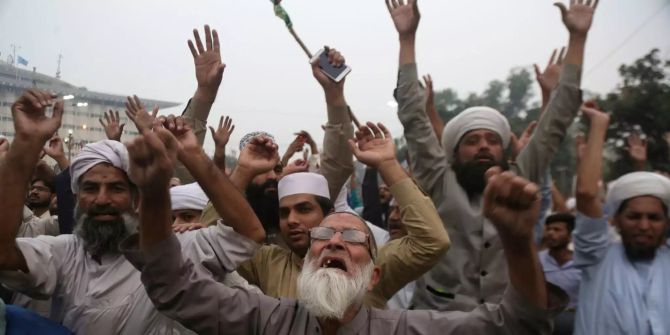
[314,195,334,216]
[31,177,55,193]
[545,213,576,232]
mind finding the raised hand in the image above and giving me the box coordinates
[188,24,226,103]
[173,222,206,234]
[386,0,420,39]
[11,89,64,145]
[125,95,159,133]
[580,101,610,127]
[209,115,235,149]
[483,167,540,241]
[44,135,65,159]
[555,0,599,36]
[311,46,346,105]
[281,158,310,177]
[295,130,318,153]
[348,122,397,169]
[423,74,434,101]
[575,133,586,162]
[237,136,280,176]
[534,47,565,95]
[626,133,647,169]
[159,115,200,157]
[126,127,179,190]
[99,110,126,141]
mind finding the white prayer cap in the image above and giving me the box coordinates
[605,172,670,218]
[239,131,275,152]
[441,106,511,163]
[170,182,209,211]
[70,140,129,193]
[278,172,329,201]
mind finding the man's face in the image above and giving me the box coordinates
[378,185,391,204]
[75,164,136,257]
[387,205,407,241]
[452,129,507,196]
[297,213,380,319]
[172,209,202,226]
[27,180,53,209]
[248,165,281,197]
[544,222,571,250]
[615,196,669,261]
[279,194,325,256]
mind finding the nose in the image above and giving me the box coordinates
[638,216,652,231]
[287,209,300,227]
[325,232,346,251]
[94,188,112,206]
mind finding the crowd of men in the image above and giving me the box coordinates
[0,0,669,334]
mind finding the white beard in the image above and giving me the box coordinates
[297,253,374,320]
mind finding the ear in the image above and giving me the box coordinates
[367,266,381,291]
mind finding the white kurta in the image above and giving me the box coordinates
[0,222,260,334]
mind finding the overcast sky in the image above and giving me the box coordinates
[1,0,669,155]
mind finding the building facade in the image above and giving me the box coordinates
[0,60,179,158]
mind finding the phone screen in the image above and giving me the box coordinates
[318,51,350,81]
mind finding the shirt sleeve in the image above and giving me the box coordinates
[0,236,67,300]
[405,284,567,335]
[123,234,290,335]
[396,63,447,195]
[572,211,611,273]
[177,221,261,281]
[515,64,582,183]
[318,105,354,201]
[369,178,451,306]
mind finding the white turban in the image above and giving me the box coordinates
[278,172,329,201]
[441,106,511,163]
[170,183,209,211]
[605,172,670,218]
[70,140,129,193]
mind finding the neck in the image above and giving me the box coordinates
[318,305,360,335]
[549,247,572,266]
[30,206,49,217]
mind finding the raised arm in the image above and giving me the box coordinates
[312,47,355,200]
[573,103,612,268]
[387,0,447,194]
[625,133,648,172]
[350,122,450,304]
[0,89,63,271]
[422,74,444,141]
[534,47,565,112]
[99,110,126,142]
[515,0,600,183]
[166,117,266,244]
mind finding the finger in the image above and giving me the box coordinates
[385,0,393,13]
[229,125,235,135]
[188,40,198,59]
[533,64,542,79]
[557,47,566,65]
[548,48,557,68]
[119,124,125,133]
[104,111,111,124]
[126,96,137,112]
[367,121,383,138]
[523,121,538,137]
[193,29,205,55]
[377,123,392,139]
[133,95,144,110]
[151,106,159,118]
[99,118,106,128]
[585,0,592,7]
[212,29,221,52]
[175,117,185,131]
[347,139,361,156]
[218,116,224,129]
[204,24,213,51]
[209,126,217,141]
[51,100,64,125]
[593,0,599,9]
[554,3,568,20]
[115,110,121,123]
[391,0,399,9]
[24,90,43,109]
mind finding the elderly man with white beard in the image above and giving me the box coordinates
[0,88,265,333]
[123,120,568,335]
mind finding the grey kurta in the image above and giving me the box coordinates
[125,234,566,335]
[0,222,259,334]
[396,62,582,311]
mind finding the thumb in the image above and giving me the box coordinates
[208,126,216,141]
[347,139,360,156]
[52,100,64,125]
[533,64,542,79]
[553,2,568,21]
[119,123,126,132]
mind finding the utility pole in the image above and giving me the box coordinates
[10,44,20,80]
[56,53,63,79]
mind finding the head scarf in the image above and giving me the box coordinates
[605,172,670,219]
[70,140,129,193]
[441,106,511,163]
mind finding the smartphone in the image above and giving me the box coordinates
[310,48,351,83]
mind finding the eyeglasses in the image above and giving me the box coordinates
[310,226,368,244]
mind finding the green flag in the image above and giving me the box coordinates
[271,0,292,28]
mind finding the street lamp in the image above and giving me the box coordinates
[66,129,74,161]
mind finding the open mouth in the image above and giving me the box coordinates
[320,257,348,272]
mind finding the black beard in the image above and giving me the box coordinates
[623,243,657,261]
[246,180,279,238]
[452,156,509,198]
[27,199,50,210]
[74,205,136,261]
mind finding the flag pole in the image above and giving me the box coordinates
[288,27,312,59]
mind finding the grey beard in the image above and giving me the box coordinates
[297,253,374,320]
[74,205,138,259]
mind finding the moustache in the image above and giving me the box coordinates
[87,205,121,217]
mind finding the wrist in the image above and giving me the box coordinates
[399,34,416,44]
[193,88,217,104]
[324,90,346,107]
